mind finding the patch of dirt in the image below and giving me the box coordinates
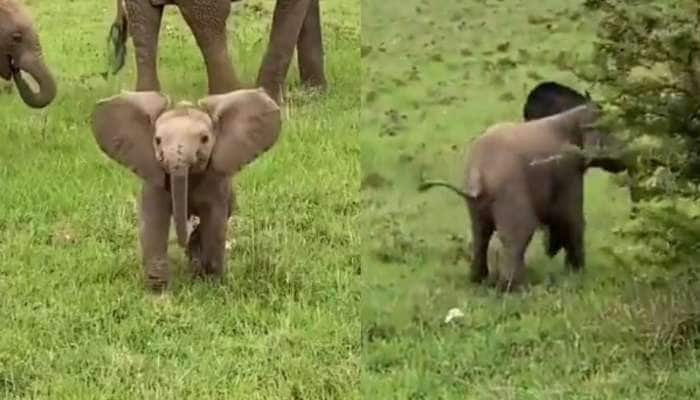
[361,173,393,190]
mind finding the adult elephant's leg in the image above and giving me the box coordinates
[296,0,326,89]
[177,0,240,94]
[124,0,164,91]
[257,0,312,102]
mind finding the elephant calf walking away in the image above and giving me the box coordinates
[0,0,57,108]
[420,103,627,291]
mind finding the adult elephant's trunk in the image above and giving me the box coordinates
[12,52,57,109]
[170,172,189,248]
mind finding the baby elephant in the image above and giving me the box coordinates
[420,103,624,291]
[91,88,281,291]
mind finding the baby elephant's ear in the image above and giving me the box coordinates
[198,88,281,176]
[91,91,170,186]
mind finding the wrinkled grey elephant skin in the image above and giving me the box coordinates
[91,88,282,291]
[420,104,625,291]
[109,0,326,102]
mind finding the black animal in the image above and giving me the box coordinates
[523,81,591,121]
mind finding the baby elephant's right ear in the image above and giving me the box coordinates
[91,91,170,186]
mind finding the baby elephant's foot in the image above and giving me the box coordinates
[202,261,225,281]
[145,259,170,292]
[187,252,225,282]
[495,272,526,293]
[468,264,489,284]
[564,255,585,273]
[469,270,488,284]
[189,258,205,278]
[496,279,521,293]
[186,249,225,281]
[187,230,204,277]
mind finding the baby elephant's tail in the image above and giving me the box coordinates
[107,0,129,75]
[418,180,472,201]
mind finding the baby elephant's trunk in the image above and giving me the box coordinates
[170,172,189,248]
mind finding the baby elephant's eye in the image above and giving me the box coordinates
[200,135,209,144]
[11,32,22,43]
[154,136,162,145]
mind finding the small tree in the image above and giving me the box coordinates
[573,0,700,266]
[577,0,700,199]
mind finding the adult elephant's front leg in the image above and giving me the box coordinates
[177,0,240,94]
[139,183,172,291]
[257,0,312,102]
[124,0,164,91]
[297,0,326,89]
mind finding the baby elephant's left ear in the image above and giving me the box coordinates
[198,88,281,176]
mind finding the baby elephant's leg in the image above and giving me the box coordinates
[561,212,585,271]
[492,197,537,292]
[139,183,172,291]
[556,182,586,271]
[467,200,494,283]
[187,221,203,277]
[195,201,229,279]
[544,223,565,258]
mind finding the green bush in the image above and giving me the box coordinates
[571,0,700,269]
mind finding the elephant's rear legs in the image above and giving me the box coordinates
[467,201,494,283]
[560,217,585,271]
[544,220,585,271]
[492,199,538,291]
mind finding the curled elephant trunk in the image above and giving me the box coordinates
[170,172,189,248]
[12,52,57,109]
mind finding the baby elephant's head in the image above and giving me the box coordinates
[153,105,216,176]
[90,88,281,247]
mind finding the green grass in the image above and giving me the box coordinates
[361,0,700,398]
[0,1,359,398]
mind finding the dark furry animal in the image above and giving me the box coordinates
[523,81,591,121]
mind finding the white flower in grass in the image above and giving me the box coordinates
[444,308,464,324]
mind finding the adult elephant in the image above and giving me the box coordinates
[108,0,326,100]
[0,0,57,108]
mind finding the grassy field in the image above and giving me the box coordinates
[361,0,700,398]
[0,0,359,398]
